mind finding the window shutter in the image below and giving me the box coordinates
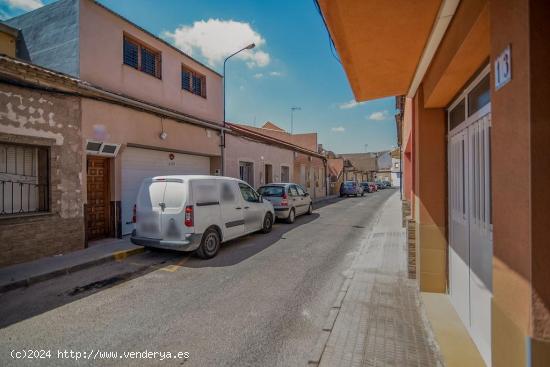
[123,38,138,68]
[141,47,157,77]
[182,70,191,91]
[192,74,202,96]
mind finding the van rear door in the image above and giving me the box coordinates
[160,179,188,240]
[136,178,166,239]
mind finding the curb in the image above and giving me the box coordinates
[307,270,355,366]
[0,246,145,294]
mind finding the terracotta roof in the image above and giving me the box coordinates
[339,153,377,172]
[261,121,286,132]
[328,158,344,177]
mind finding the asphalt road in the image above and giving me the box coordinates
[0,189,396,367]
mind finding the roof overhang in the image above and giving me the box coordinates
[317,0,457,102]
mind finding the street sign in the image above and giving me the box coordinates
[495,45,511,90]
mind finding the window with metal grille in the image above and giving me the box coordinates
[0,143,49,216]
[123,37,138,68]
[182,65,206,98]
[123,35,161,79]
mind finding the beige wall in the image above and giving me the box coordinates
[79,0,222,124]
[80,98,220,201]
[224,133,294,188]
[294,153,326,200]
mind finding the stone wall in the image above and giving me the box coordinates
[0,82,84,267]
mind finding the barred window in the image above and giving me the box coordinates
[0,143,49,216]
[182,65,206,98]
[123,38,138,68]
[123,35,161,79]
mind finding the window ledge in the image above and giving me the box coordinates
[181,89,207,99]
[122,63,162,81]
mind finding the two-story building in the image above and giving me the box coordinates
[4,0,224,241]
[318,0,550,365]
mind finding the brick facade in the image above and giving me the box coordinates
[0,82,84,267]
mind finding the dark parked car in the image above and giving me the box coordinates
[340,181,364,197]
[360,182,372,193]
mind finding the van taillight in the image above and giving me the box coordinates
[184,205,194,227]
[132,204,137,223]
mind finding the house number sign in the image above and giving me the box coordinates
[495,45,511,90]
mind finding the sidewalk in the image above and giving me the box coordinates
[0,238,143,293]
[311,192,443,367]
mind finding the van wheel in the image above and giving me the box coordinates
[286,208,296,224]
[262,213,273,233]
[306,204,313,215]
[196,228,220,259]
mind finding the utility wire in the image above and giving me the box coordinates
[312,0,342,65]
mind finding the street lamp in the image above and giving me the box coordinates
[221,43,255,175]
[290,106,301,134]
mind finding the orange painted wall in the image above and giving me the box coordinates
[402,98,414,203]
[413,85,447,292]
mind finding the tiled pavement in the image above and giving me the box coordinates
[315,193,443,367]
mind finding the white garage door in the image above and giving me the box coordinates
[121,147,210,235]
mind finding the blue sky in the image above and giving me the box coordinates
[1,0,397,153]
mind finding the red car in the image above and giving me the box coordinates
[368,182,378,192]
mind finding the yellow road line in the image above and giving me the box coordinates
[160,256,190,272]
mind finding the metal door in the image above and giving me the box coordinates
[449,111,492,365]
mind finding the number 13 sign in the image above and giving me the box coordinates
[495,45,511,90]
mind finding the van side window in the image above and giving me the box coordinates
[296,185,306,196]
[221,182,236,203]
[238,183,260,203]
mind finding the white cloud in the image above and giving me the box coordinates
[331,126,346,133]
[163,19,270,68]
[5,0,43,11]
[368,110,390,121]
[253,73,264,79]
[339,99,366,110]
[269,71,283,77]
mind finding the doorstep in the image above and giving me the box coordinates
[0,237,144,293]
[421,292,486,367]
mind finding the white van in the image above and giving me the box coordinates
[130,175,275,259]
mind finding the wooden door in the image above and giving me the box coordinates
[86,156,110,240]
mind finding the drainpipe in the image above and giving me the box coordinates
[399,145,403,201]
[323,159,328,197]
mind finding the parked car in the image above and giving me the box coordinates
[258,183,313,223]
[360,182,372,193]
[131,175,275,259]
[369,182,378,192]
[375,181,385,190]
[382,180,392,188]
[367,182,378,192]
[339,181,364,197]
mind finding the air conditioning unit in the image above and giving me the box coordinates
[86,140,120,157]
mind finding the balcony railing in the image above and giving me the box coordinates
[0,180,49,216]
